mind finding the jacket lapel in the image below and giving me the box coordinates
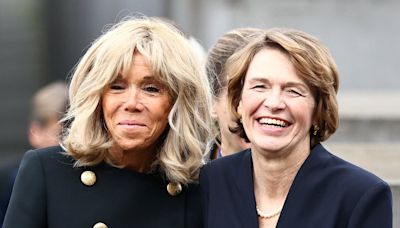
[276,144,325,227]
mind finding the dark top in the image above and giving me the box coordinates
[0,157,20,227]
[3,146,202,228]
[200,144,393,228]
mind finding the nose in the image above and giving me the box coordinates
[263,89,285,111]
[123,87,144,112]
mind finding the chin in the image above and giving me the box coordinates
[114,140,141,150]
[253,138,291,153]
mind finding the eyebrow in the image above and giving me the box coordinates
[247,77,269,84]
[248,77,309,89]
[114,74,157,81]
[142,75,157,80]
[285,81,309,90]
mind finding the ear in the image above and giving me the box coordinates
[312,116,319,129]
[237,100,243,117]
[28,122,42,148]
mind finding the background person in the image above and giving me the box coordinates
[0,81,68,226]
[206,28,263,159]
[27,81,68,149]
[4,17,212,228]
[200,28,392,228]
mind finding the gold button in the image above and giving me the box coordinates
[167,182,182,196]
[81,171,96,186]
[93,222,108,228]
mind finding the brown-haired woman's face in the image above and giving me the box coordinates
[238,48,315,155]
[102,53,172,154]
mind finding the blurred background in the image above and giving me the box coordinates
[0,0,399,225]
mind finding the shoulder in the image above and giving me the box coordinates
[307,144,390,196]
[200,149,251,189]
[21,145,74,166]
[22,145,69,159]
[202,149,250,173]
[17,145,76,181]
[3,146,69,227]
[280,144,392,227]
[311,145,393,227]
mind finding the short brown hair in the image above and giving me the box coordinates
[227,28,339,147]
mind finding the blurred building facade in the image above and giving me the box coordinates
[1,0,399,225]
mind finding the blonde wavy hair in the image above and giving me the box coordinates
[62,17,213,184]
[227,28,339,147]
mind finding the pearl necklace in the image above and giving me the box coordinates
[256,206,282,219]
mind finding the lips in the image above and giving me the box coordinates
[118,120,146,126]
[257,117,290,128]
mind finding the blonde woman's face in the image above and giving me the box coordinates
[102,53,172,155]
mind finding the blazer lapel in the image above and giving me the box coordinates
[276,144,326,227]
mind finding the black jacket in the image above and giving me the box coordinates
[4,146,202,228]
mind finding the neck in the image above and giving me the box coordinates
[252,144,310,213]
[109,147,156,173]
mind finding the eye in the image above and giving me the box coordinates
[286,88,303,97]
[110,82,125,90]
[144,84,160,93]
[251,84,265,89]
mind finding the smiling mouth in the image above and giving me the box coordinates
[258,118,290,128]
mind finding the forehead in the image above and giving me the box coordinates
[246,48,301,82]
[116,53,157,80]
[132,52,150,67]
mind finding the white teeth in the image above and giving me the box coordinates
[259,118,288,127]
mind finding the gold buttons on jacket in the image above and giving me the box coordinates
[93,222,108,228]
[167,182,182,196]
[81,170,96,186]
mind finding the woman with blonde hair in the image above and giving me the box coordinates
[4,17,212,228]
[200,28,392,227]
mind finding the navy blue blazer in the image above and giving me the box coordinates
[200,144,393,228]
[4,146,202,228]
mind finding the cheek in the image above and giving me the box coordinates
[102,99,110,120]
[101,96,119,126]
[102,94,119,113]
[152,108,171,134]
[240,93,261,116]
[306,99,316,122]
[156,100,173,121]
[291,100,315,125]
[101,94,109,111]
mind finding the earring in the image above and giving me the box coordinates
[313,125,319,136]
